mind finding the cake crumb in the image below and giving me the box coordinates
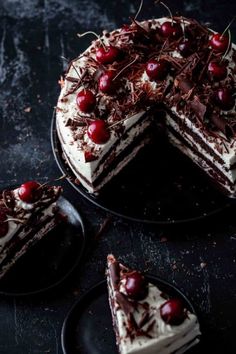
[160,236,168,243]
[200,262,207,269]
[24,106,31,113]
[172,261,177,270]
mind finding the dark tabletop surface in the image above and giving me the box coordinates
[1,0,236,353]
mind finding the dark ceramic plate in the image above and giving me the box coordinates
[61,275,199,354]
[0,196,86,296]
[51,114,230,224]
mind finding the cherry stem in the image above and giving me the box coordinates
[134,0,143,21]
[156,1,173,25]
[38,174,67,190]
[220,16,236,39]
[181,16,186,40]
[112,55,139,81]
[158,39,168,60]
[77,31,106,50]
[221,29,232,63]
[4,218,26,224]
[109,115,133,129]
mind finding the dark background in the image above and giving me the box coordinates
[1,0,236,353]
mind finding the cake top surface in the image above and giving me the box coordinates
[56,14,236,158]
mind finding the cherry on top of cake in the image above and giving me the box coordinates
[58,1,236,149]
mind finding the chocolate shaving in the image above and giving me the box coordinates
[109,261,121,289]
[189,96,207,121]
[138,312,154,329]
[210,114,235,139]
[174,76,194,94]
[129,313,138,331]
[94,216,112,241]
[63,69,88,97]
[177,53,201,76]
[115,291,135,315]
[145,319,156,335]
[65,76,81,83]
[198,50,213,82]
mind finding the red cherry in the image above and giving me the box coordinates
[178,38,193,57]
[76,90,96,113]
[161,21,182,39]
[209,33,229,53]
[87,120,110,144]
[208,61,227,81]
[84,151,97,162]
[145,59,169,81]
[160,298,187,325]
[0,211,8,238]
[215,88,235,110]
[18,181,41,203]
[96,46,120,64]
[98,71,115,93]
[124,271,148,300]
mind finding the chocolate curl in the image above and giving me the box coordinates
[177,52,201,76]
[210,114,235,139]
[109,260,120,289]
[138,312,154,329]
[174,76,194,94]
[115,291,135,315]
[189,96,207,121]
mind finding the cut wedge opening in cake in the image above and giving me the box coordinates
[106,254,201,354]
[56,8,236,196]
[0,181,62,279]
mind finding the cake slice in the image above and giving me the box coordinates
[0,181,62,279]
[107,255,201,354]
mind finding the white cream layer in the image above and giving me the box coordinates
[166,111,236,184]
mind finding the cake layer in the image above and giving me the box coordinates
[168,130,235,196]
[165,111,236,195]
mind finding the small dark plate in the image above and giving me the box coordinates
[51,113,230,224]
[61,276,198,354]
[0,196,86,296]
